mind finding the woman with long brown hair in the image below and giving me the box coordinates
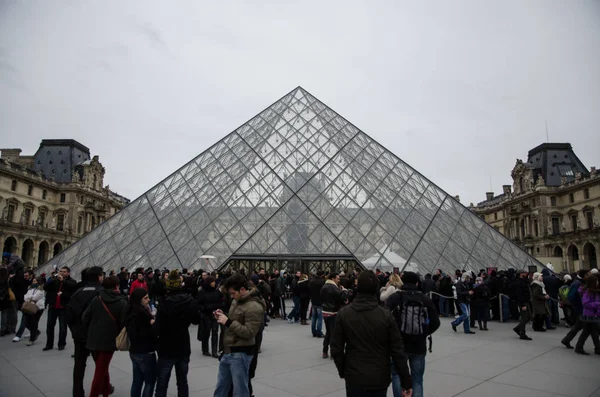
[575,274,600,355]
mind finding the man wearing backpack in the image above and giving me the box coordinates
[561,269,590,349]
[385,271,440,397]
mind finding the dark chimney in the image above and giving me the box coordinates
[502,185,512,195]
[486,192,494,201]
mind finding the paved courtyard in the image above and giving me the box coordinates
[1,314,599,397]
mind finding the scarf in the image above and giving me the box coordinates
[531,280,547,295]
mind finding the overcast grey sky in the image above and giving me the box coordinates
[1,1,599,206]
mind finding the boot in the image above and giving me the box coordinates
[301,320,308,326]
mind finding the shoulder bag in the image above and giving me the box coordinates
[99,297,130,351]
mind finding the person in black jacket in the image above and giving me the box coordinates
[320,273,347,359]
[83,275,127,397]
[66,266,104,397]
[297,274,310,325]
[450,274,476,335]
[309,270,325,337]
[386,271,440,397]
[541,268,560,327]
[196,275,223,358]
[332,271,412,397]
[126,288,157,397]
[512,269,533,340]
[43,265,78,351]
[471,277,491,331]
[486,271,502,321]
[153,270,201,397]
[438,274,453,317]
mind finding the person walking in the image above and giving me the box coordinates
[154,270,201,397]
[320,273,347,359]
[20,276,46,346]
[513,269,533,340]
[561,269,590,349]
[308,270,325,337]
[331,271,413,397]
[43,266,77,351]
[450,273,475,335]
[213,274,265,397]
[385,271,439,397]
[127,288,157,397]
[574,274,600,355]
[83,276,127,397]
[530,272,550,332]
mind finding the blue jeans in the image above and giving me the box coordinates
[439,296,448,316]
[311,306,323,336]
[452,303,471,332]
[501,295,510,322]
[155,356,189,397]
[130,352,157,397]
[288,296,301,322]
[214,352,254,397]
[391,354,425,397]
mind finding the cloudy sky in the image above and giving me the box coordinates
[1,1,599,206]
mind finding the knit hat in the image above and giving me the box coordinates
[250,274,259,285]
[563,274,572,282]
[165,270,182,290]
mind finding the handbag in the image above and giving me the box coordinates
[99,297,130,351]
[21,300,39,315]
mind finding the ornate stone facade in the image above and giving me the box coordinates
[470,143,599,272]
[0,140,129,269]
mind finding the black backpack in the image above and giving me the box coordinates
[391,291,433,352]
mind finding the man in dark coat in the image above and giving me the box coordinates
[486,270,502,321]
[512,269,533,340]
[309,270,326,337]
[331,271,412,397]
[154,270,201,397]
[66,266,104,397]
[43,265,78,351]
[541,268,560,326]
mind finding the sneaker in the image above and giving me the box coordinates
[26,340,35,346]
[12,336,21,342]
[288,318,294,324]
[23,332,30,339]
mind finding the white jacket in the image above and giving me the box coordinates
[24,287,46,310]
[380,285,401,302]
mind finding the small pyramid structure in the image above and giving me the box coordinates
[39,87,542,275]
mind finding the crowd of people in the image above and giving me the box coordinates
[1,249,599,397]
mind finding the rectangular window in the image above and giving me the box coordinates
[586,212,594,229]
[7,204,15,222]
[584,189,590,200]
[57,214,65,231]
[80,196,84,205]
[24,208,31,225]
[552,217,560,235]
[494,212,498,221]
[11,180,17,191]
[533,219,539,237]
[60,193,66,203]
[39,211,46,228]
[571,215,577,231]
[77,216,83,234]
[569,193,574,204]
[550,196,557,206]
[27,185,33,196]
[42,190,47,200]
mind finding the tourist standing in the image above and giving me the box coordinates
[43,265,77,351]
[530,272,550,332]
[331,271,413,397]
[21,276,46,346]
[308,270,325,337]
[320,273,347,359]
[471,277,491,331]
[197,275,224,358]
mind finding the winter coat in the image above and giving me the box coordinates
[541,269,561,299]
[580,288,600,318]
[309,276,325,306]
[512,277,531,307]
[455,281,471,304]
[0,279,11,310]
[196,285,224,315]
[297,279,310,300]
[153,291,201,359]
[273,276,286,297]
[222,288,265,354]
[379,285,401,303]
[421,278,435,295]
[66,282,103,343]
[530,283,549,315]
[126,305,156,354]
[129,279,148,296]
[331,293,412,391]
[9,270,28,305]
[83,289,127,351]
[385,284,441,355]
[23,286,46,310]
[439,276,453,297]
[44,276,78,309]
[471,284,491,307]
[256,280,271,302]
[320,280,347,315]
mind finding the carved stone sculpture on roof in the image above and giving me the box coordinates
[535,175,545,188]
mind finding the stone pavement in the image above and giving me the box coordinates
[1,313,599,397]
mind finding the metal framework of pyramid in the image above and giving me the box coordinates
[39,87,542,275]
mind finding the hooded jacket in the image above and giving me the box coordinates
[331,293,412,391]
[541,268,561,299]
[153,290,201,358]
[321,280,347,315]
[126,304,156,354]
[580,288,600,317]
[309,276,325,306]
[66,282,103,343]
[83,289,127,351]
[222,288,265,354]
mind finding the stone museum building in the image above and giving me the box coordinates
[0,139,129,268]
[470,143,599,272]
[37,87,543,277]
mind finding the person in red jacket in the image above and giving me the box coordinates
[129,271,148,297]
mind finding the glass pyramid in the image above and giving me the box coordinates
[38,87,542,275]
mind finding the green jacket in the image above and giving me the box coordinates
[223,288,266,353]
